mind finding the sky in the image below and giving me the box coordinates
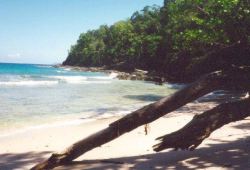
[0,0,163,64]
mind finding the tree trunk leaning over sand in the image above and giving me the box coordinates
[31,66,250,170]
[154,96,250,151]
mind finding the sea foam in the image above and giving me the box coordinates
[50,76,88,84]
[88,72,118,80]
[0,80,58,86]
[49,74,115,84]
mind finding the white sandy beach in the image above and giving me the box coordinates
[0,102,250,170]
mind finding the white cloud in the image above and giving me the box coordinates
[7,53,21,59]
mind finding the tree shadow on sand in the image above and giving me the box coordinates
[55,123,250,170]
[0,151,51,170]
[1,124,249,170]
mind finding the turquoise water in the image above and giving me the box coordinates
[0,63,177,136]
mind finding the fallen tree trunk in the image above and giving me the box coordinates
[31,66,250,170]
[154,96,250,151]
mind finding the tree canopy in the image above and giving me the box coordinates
[63,0,250,82]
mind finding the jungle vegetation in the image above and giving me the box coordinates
[63,0,250,82]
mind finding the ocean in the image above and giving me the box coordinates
[0,63,177,137]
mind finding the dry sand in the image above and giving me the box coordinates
[0,104,250,170]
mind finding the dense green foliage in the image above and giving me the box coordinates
[63,0,250,82]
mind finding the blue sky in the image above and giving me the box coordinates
[0,0,163,64]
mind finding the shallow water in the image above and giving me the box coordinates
[0,63,178,136]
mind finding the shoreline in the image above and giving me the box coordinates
[0,110,133,139]
[0,96,222,140]
[0,102,147,139]
[0,117,96,139]
[0,88,243,140]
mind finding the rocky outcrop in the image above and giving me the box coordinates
[55,65,167,84]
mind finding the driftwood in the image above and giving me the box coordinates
[154,96,250,151]
[31,66,250,170]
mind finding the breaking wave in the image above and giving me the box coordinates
[0,80,58,86]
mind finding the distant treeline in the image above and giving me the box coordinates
[63,0,250,82]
